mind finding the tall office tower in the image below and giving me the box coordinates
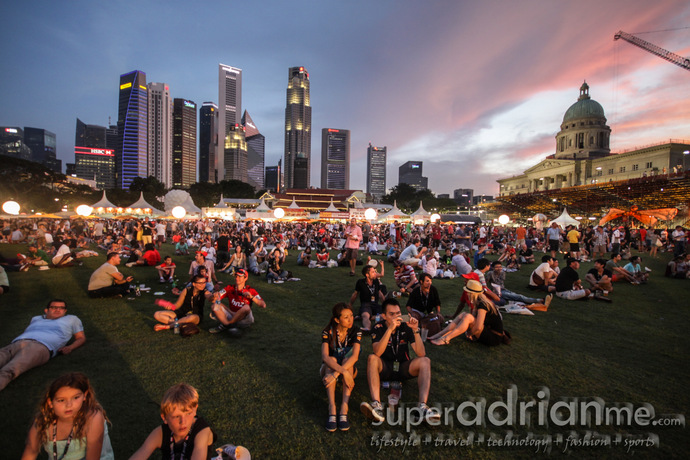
[24,127,60,172]
[172,99,197,189]
[217,64,242,181]
[75,119,106,148]
[366,143,387,201]
[106,125,118,150]
[320,128,350,189]
[199,102,218,183]
[398,161,428,191]
[265,164,280,192]
[0,127,31,160]
[223,124,247,183]
[74,118,114,189]
[284,66,312,188]
[148,83,173,187]
[242,110,265,191]
[117,70,148,189]
[453,188,474,207]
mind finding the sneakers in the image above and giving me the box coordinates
[337,414,350,431]
[125,262,136,267]
[325,415,337,432]
[209,324,229,334]
[360,401,385,423]
[159,277,165,283]
[419,402,441,423]
[544,293,553,308]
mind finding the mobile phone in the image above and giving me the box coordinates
[401,314,410,323]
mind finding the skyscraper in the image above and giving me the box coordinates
[0,127,31,160]
[76,119,106,149]
[217,64,242,182]
[199,102,218,183]
[172,98,197,189]
[284,66,311,189]
[399,161,428,191]
[367,143,387,200]
[222,124,247,183]
[74,118,114,189]
[148,82,173,187]
[117,70,148,189]
[265,163,280,193]
[24,127,60,172]
[321,128,350,190]
[242,110,265,191]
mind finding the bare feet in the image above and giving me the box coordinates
[154,324,171,331]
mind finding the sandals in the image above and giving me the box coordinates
[431,336,449,346]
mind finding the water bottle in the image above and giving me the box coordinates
[173,319,179,334]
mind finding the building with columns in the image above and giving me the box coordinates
[498,82,689,196]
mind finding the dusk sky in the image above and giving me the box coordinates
[1,0,688,197]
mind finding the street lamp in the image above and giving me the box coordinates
[2,200,20,215]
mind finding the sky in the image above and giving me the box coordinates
[1,0,689,197]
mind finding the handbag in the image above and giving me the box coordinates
[179,323,200,337]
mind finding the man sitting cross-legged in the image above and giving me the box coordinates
[360,298,440,424]
[209,268,266,334]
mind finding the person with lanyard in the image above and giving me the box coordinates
[348,264,386,332]
[320,303,362,432]
[22,372,114,460]
[360,298,441,424]
[153,275,213,332]
[129,383,215,460]
[209,268,266,334]
[405,273,444,337]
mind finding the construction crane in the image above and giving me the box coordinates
[614,30,690,71]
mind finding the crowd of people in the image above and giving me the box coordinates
[1,213,689,454]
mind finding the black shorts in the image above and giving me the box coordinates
[548,240,560,252]
[0,285,9,293]
[569,242,580,252]
[380,359,414,381]
[359,302,382,318]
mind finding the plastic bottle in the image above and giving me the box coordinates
[173,319,179,334]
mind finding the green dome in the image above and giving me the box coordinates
[562,81,606,123]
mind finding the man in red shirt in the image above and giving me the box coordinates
[209,269,266,334]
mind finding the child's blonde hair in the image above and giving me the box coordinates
[160,383,199,417]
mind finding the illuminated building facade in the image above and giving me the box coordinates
[172,98,197,188]
[117,70,148,189]
[284,66,311,188]
[367,143,387,200]
[217,64,242,181]
[321,128,350,190]
[223,124,247,183]
[0,127,31,160]
[74,147,116,189]
[242,110,265,191]
[199,102,218,183]
[399,161,428,191]
[24,127,60,172]
[148,82,173,187]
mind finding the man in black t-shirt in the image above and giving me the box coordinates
[348,265,386,331]
[360,299,440,424]
[555,258,591,300]
[406,273,443,325]
[585,259,614,293]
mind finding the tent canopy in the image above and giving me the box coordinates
[549,208,579,229]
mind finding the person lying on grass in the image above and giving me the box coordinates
[153,275,213,332]
[320,303,361,432]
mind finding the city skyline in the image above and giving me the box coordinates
[1,1,688,196]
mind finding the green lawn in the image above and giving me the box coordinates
[1,244,688,459]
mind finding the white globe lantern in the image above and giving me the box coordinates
[76,205,93,217]
[498,214,510,225]
[273,207,285,219]
[430,213,441,223]
[364,208,377,221]
[2,200,20,215]
[171,206,186,219]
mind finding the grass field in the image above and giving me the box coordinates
[1,243,688,459]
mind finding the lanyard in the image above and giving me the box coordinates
[170,418,195,460]
[52,422,74,460]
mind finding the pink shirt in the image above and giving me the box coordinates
[344,224,362,249]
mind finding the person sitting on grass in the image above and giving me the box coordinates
[623,255,649,284]
[665,255,689,279]
[219,245,247,274]
[17,244,51,270]
[486,261,553,308]
[528,255,557,293]
[52,239,77,268]
[209,268,266,334]
[175,236,189,255]
[555,258,591,300]
[605,252,638,284]
[406,273,444,329]
[129,383,215,460]
[297,246,312,266]
[87,252,133,299]
[348,264,386,332]
[585,259,614,294]
[153,275,212,332]
[316,246,331,266]
[360,298,440,425]
[126,243,161,268]
[321,303,361,432]
[430,279,505,346]
[155,256,176,283]
[393,260,419,296]
[266,249,288,283]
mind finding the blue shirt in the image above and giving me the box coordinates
[13,315,83,357]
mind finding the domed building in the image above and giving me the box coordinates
[497,82,689,197]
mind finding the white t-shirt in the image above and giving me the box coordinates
[530,262,552,286]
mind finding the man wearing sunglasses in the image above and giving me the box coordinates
[0,299,85,391]
[209,269,266,334]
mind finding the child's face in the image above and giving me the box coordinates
[50,386,86,420]
[162,405,198,440]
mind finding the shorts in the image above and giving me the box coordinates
[221,307,255,328]
[403,258,420,266]
[345,248,358,261]
[359,302,382,318]
[548,240,560,252]
[379,359,414,381]
[156,235,165,243]
[141,235,153,245]
[556,289,588,300]
[569,243,580,252]
[478,328,503,347]
[593,244,605,253]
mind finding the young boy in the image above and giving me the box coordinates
[156,256,176,283]
[129,383,215,460]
